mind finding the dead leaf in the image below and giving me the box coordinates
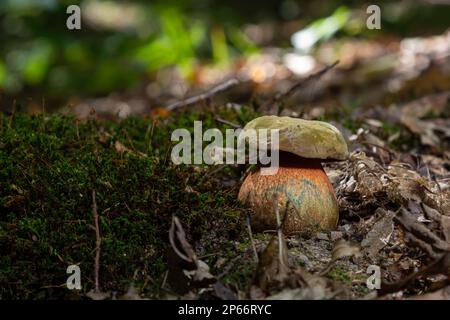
[119,285,147,300]
[331,240,361,262]
[266,270,347,300]
[408,286,450,300]
[212,282,237,300]
[441,216,450,243]
[115,140,130,153]
[249,285,266,300]
[399,92,450,147]
[349,151,385,196]
[361,209,395,258]
[254,235,289,291]
[185,259,215,287]
[166,216,216,294]
[86,290,111,300]
[115,140,147,157]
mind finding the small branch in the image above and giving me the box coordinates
[92,190,101,293]
[382,207,450,295]
[274,196,284,269]
[8,100,17,128]
[380,253,449,295]
[359,140,396,156]
[395,208,450,253]
[75,119,80,141]
[245,215,259,263]
[276,60,339,103]
[273,195,289,272]
[215,117,241,129]
[167,78,240,111]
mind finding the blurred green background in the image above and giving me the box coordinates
[0,0,449,106]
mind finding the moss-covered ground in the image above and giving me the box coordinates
[0,107,258,299]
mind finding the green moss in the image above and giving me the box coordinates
[380,123,421,151]
[326,266,352,284]
[0,107,259,299]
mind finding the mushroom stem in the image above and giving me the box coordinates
[238,152,339,234]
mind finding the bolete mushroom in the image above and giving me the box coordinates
[238,116,349,234]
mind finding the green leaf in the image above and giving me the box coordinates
[0,61,6,86]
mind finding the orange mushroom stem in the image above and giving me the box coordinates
[238,152,338,234]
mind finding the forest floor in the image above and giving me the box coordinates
[1,30,450,300]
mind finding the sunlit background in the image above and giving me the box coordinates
[1,0,450,115]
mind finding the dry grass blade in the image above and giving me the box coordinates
[92,189,101,293]
[245,215,259,263]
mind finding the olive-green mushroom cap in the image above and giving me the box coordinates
[242,116,349,160]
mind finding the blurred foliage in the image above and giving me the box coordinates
[291,6,351,53]
[0,0,264,98]
[1,0,450,100]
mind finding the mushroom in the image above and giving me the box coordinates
[238,116,349,234]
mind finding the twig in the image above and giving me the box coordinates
[40,284,67,289]
[75,119,80,141]
[215,117,241,129]
[408,285,450,300]
[381,207,450,295]
[395,208,450,253]
[92,189,101,293]
[8,100,17,128]
[218,254,246,279]
[275,60,339,103]
[380,252,450,295]
[199,164,227,182]
[161,270,169,290]
[359,140,396,156]
[167,78,240,111]
[245,215,259,263]
[274,196,284,269]
[273,195,289,272]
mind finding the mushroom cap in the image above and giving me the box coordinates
[242,116,349,161]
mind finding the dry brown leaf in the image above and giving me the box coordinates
[114,140,147,157]
[361,209,396,258]
[212,282,237,300]
[167,216,216,294]
[86,290,111,300]
[266,271,347,300]
[254,235,289,291]
[399,92,450,147]
[343,151,385,196]
[331,239,361,262]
